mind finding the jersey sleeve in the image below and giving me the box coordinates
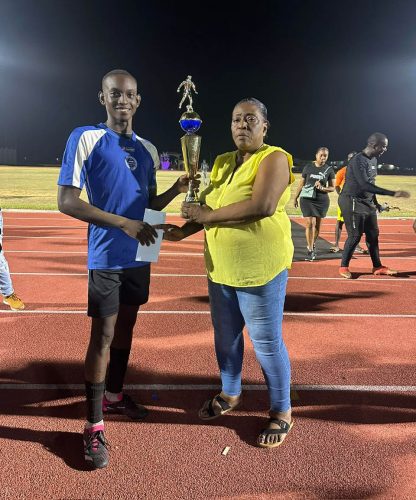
[352,156,396,196]
[301,165,308,179]
[58,127,105,190]
[328,167,335,180]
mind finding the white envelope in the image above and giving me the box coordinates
[135,209,166,263]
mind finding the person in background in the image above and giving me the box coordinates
[330,151,368,254]
[57,69,193,469]
[338,132,410,278]
[164,97,295,448]
[294,147,335,261]
[0,208,25,311]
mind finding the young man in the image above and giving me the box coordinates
[330,151,368,254]
[0,208,25,311]
[338,133,410,279]
[58,69,191,469]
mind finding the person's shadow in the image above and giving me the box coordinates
[0,425,88,471]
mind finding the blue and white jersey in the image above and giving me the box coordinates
[58,123,159,270]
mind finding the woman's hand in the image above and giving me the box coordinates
[154,224,186,241]
[181,202,212,224]
[294,198,299,208]
[314,180,323,191]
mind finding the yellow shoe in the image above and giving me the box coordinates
[3,293,25,311]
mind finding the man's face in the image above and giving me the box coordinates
[99,74,140,122]
[373,138,388,157]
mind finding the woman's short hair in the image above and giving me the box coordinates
[235,97,270,127]
[315,146,329,154]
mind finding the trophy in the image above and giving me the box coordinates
[177,75,202,203]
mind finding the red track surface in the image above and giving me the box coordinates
[0,212,415,499]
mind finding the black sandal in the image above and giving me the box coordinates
[257,418,294,448]
[198,394,240,421]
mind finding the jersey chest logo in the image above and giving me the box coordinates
[125,155,138,171]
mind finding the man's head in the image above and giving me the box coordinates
[98,69,141,124]
[366,132,388,158]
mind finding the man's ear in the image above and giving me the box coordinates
[98,91,105,106]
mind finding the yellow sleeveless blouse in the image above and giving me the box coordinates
[199,144,295,287]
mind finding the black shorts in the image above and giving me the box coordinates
[300,194,330,218]
[88,265,151,318]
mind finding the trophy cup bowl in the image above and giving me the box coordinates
[179,110,202,203]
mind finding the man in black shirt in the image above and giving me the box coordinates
[338,132,410,279]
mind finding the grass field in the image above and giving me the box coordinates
[0,165,415,216]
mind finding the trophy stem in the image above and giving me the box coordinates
[185,179,199,203]
[180,134,201,203]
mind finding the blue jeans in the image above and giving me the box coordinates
[208,269,291,413]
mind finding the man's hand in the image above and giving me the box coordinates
[176,173,201,194]
[181,202,212,224]
[394,190,410,198]
[120,219,157,246]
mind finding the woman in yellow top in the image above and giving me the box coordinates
[165,98,294,448]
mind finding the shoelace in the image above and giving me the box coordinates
[86,431,109,452]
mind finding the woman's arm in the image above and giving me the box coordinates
[315,177,335,193]
[294,177,306,208]
[182,151,290,225]
[162,221,204,241]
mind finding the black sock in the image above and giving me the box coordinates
[106,347,131,394]
[85,380,105,423]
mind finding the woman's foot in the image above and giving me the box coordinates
[257,410,293,448]
[198,392,241,420]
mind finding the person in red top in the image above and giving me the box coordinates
[330,151,367,254]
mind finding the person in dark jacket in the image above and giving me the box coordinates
[338,133,410,278]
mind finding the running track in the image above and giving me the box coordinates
[0,211,415,499]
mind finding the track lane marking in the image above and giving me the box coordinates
[0,383,415,392]
[0,310,415,317]
[9,272,416,281]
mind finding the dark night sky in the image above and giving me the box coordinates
[1,0,416,167]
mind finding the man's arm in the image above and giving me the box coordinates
[57,185,157,245]
[148,174,194,211]
[353,158,396,196]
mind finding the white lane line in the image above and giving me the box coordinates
[6,225,86,229]
[5,250,414,259]
[0,310,414,317]
[318,231,415,236]
[3,236,87,240]
[6,250,88,254]
[8,272,416,282]
[0,383,415,392]
[5,250,205,256]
